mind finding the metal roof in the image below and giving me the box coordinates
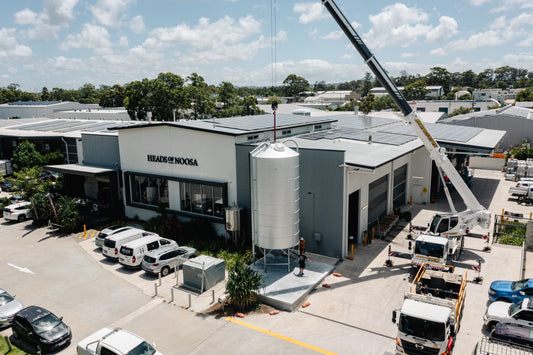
[300,127,416,146]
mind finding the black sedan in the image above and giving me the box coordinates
[11,306,71,351]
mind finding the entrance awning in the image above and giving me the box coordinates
[45,164,117,177]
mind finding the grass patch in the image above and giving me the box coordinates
[498,220,527,246]
[0,336,29,355]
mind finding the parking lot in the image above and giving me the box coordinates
[1,168,533,354]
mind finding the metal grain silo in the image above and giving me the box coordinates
[250,142,300,250]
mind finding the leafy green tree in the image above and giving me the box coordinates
[282,74,309,98]
[360,72,374,97]
[359,93,375,115]
[56,196,79,232]
[41,87,50,101]
[374,95,396,111]
[241,95,261,116]
[458,93,472,100]
[426,67,451,94]
[186,73,214,120]
[12,141,42,171]
[495,81,508,90]
[99,84,125,107]
[402,80,428,100]
[41,150,64,165]
[217,82,238,109]
[449,106,473,117]
[225,255,263,312]
[516,88,533,102]
[460,70,476,87]
[12,166,44,200]
[30,192,53,222]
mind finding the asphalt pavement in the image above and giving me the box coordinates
[1,168,532,354]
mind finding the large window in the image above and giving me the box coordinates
[127,172,226,219]
[130,175,169,208]
[180,181,224,218]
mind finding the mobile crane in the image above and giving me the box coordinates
[321,0,491,237]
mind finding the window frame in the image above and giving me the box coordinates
[125,171,228,222]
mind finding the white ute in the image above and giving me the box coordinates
[76,327,163,355]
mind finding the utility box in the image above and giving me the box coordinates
[0,160,13,176]
[182,255,225,293]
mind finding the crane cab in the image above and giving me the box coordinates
[429,214,460,235]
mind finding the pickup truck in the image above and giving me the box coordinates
[508,180,533,196]
[76,327,163,355]
[393,263,467,354]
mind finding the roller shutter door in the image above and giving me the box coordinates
[393,164,407,209]
[368,175,388,227]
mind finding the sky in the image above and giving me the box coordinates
[1,0,532,92]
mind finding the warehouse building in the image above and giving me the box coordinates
[113,112,504,258]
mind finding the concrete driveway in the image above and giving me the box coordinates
[0,168,532,354]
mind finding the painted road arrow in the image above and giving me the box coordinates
[7,263,35,274]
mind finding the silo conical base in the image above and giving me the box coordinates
[258,245,299,273]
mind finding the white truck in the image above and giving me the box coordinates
[392,264,467,355]
[76,327,163,355]
[517,186,533,205]
[411,234,463,271]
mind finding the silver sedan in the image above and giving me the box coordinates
[141,245,197,276]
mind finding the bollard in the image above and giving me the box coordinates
[84,224,87,237]
[170,287,175,303]
[154,283,158,297]
[212,289,215,304]
[158,272,162,286]
[364,232,367,246]
[188,293,192,309]
[372,227,375,240]
[174,265,178,279]
[175,266,179,286]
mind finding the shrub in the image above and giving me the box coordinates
[225,255,263,312]
[56,196,79,233]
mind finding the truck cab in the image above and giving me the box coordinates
[412,234,462,270]
[395,298,454,354]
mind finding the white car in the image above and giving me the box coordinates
[3,201,32,222]
[0,288,24,327]
[484,297,533,330]
[77,327,163,355]
[95,224,143,248]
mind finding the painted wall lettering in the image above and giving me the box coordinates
[147,154,198,166]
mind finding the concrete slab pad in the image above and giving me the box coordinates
[249,253,336,311]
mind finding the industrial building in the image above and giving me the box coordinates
[438,105,533,150]
[0,111,505,258]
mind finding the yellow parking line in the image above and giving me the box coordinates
[225,317,337,355]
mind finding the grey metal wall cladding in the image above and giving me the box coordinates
[393,164,407,209]
[368,175,388,226]
[251,142,300,250]
[82,134,120,168]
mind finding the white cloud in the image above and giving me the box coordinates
[14,0,78,40]
[518,35,533,47]
[322,31,343,40]
[445,30,504,51]
[90,0,134,27]
[425,16,458,43]
[293,3,328,24]
[430,48,447,56]
[59,23,112,53]
[0,28,33,59]
[140,15,266,64]
[364,4,432,48]
[401,52,420,58]
[502,52,533,69]
[130,15,146,34]
[469,0,491,6]
[490,16,506,29]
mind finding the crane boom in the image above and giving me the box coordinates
[322,0,490,231]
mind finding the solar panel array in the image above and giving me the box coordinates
[379,122,483,143]
[334,115,399,130]
[212,113,334,131]
[10,119,139,133]
[300,127,416,146]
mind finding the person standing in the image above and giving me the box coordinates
[298,251,310,276]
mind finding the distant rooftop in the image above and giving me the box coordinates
[6,101,62,106]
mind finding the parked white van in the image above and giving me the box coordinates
[118,235,176,268]
[102,229,157,260]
